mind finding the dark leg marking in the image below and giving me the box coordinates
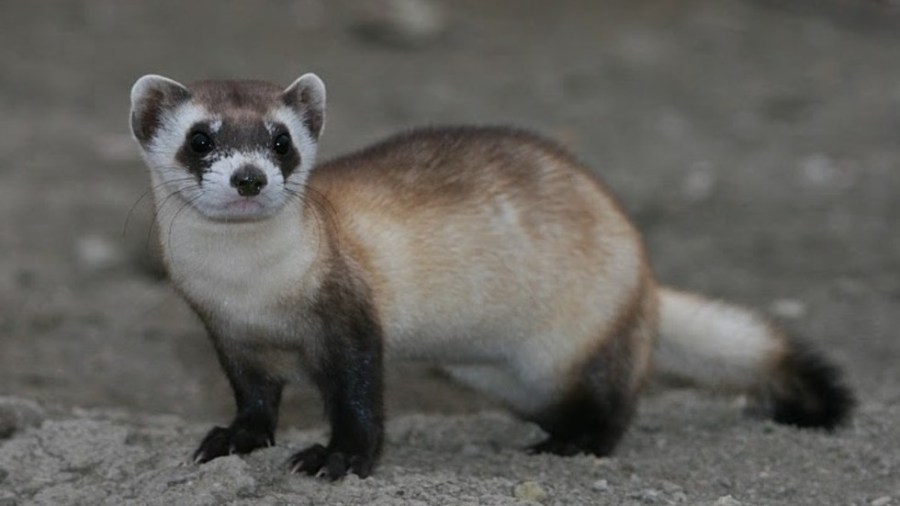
[289,271,384,480]
[194,351,284,464]
[528,328,638,457]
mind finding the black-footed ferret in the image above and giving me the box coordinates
[129,73,853,480]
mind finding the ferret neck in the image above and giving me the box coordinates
[153,191,323,286]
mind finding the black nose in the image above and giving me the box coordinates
[230,165,267,197]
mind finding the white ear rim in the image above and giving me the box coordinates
[283,73,327,138]
[283,73,326,105]
[130,74,189,110]
[130,74,191,143]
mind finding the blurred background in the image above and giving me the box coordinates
[0,0,898,429]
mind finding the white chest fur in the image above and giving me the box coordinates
[156,202,317,343]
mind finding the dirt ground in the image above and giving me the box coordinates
[0,0,898,504]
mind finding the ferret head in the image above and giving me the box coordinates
[129,74,325,222]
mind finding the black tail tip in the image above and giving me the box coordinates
[768,340,855,430]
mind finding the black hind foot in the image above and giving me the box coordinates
[767,339,855,430]
[527,434,614,457]
[526,407,631,458]
[527,376,637,458]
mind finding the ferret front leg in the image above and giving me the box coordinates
[289,333,384,479]
[194,349,284,464]
[289,279,385,480]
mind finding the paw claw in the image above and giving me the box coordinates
[288,443,328,476]
[287,444,373,480]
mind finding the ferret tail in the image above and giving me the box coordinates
[654,286,854,429]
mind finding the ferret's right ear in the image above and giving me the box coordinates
[130,75,191,145]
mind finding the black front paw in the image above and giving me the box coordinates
[288,443,375,480]
[193,424,274,464]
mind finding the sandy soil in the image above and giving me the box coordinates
[0,0,898,504]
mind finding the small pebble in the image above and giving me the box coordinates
[870,497,892,506]
[660,480,683,494]
[635,489,660,503]
[353,0,447,48]
[76,235,122,271]
[714,495,742,506]
[460,443,480,455]
[770,298,807,319]
[513,481,548,502]
[591,479,610,492]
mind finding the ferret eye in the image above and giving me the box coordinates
[273,133,292,155]
[190,132,213,154]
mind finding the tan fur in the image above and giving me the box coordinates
[303,127,654,412]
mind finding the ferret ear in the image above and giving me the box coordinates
[281,73,326,139]
[130,74,191,145]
